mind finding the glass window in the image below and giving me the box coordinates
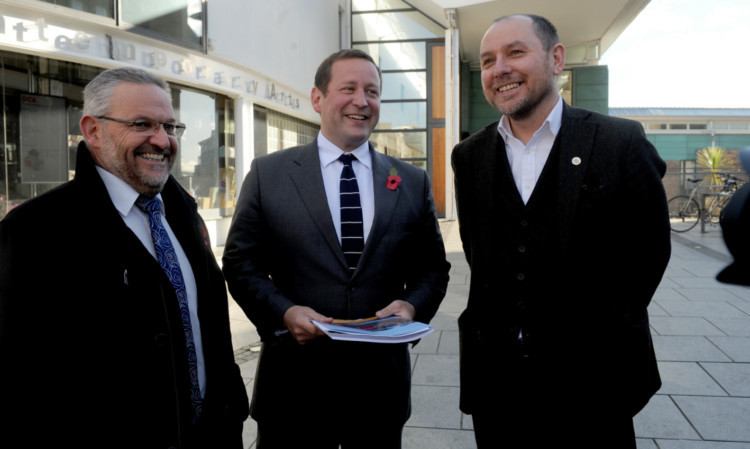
[381,72,426,100]
[121,0,204,48]
[688,124,707,130]
[0,51,235,218]
[354,42,426,71]
[352,12,443,42]
[378,102,426,129]
[38,0,115,18]
[0,53,89,216]
[371,131,426,159]
[266,110,319,154]
[170,87,236,215]
[352,0,411,11]
[670,124,687,130]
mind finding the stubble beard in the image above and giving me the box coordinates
[102,133,173,195]
[493,81,556,121]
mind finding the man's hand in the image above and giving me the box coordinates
[375,300,416,321]
[283,305,332,345]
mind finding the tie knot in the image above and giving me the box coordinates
[339,153,356,167]
[135,195,161,214]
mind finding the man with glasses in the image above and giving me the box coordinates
[0,67,249,448]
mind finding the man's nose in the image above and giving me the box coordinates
[352,88,368,107]
[492,57,512,76]
[149,124,172,148]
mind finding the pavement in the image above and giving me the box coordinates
[222,218,750,449]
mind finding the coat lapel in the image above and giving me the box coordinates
[288,144,349,270]
[557,104,596,252]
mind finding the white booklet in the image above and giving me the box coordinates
[312,316,434,344]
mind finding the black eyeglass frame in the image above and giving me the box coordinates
[96,116,187,138]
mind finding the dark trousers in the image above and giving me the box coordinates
[256,418,403,449]
[473,408,635,449]
[470,356,637,449]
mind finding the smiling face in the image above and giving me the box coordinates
[311,57,381,152]
[479,15,565,124]
[86,82,178,195]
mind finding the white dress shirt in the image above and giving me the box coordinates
[497,96,563,204]
[317,132,375,244]
[96,166,206,396]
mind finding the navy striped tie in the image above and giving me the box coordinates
[135,195,203,422]
[339,154,364,274]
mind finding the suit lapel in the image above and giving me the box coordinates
[288,144,349,270]
[557,104,596,252]
[358,146,399,272]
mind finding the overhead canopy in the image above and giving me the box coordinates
[405,0,650,68]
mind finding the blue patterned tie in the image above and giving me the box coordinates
[339,154,364,274]
[135,195,203,421]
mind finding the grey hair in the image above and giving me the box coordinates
[82,67,171,117]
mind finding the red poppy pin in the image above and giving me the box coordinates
[386,167,401,191]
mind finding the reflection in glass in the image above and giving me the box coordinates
[39,0,114,18]
[371,132,426,159]
[266,110,319,154]
[352,0,411,11]
[354,42,426,71]
[353,12,443,42]
[122,0,203,47]
[175,89,217,207]
[378,102,426,130]
[381,72,426,100]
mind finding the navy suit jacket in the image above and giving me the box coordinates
[223,141,450,425]
[451,104,671,416]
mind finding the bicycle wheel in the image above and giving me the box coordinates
[668,195,701,232]
[709,196,730,224]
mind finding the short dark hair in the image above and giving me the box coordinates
[314,49,382,95]
[494,14,560,52]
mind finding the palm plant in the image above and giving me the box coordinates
[696,146,734,186]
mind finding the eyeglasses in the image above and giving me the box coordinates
[97,116,186,138]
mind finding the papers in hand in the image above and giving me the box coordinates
[312,316,434,344]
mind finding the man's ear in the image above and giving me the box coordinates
[551,43,566,76]
[80,115,102,148]
[311,87,323,114]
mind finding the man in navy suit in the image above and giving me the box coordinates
[222,49,450,448]
[451,15,671,448]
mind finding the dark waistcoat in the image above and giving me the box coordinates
[487,137,562,353]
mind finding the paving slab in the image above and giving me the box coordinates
[672,396,750,441]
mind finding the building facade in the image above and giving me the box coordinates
[611,108,750,198]
[0,0,649,246]
[0,0,345,245]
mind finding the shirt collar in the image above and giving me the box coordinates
[96,166,164,216]
[497,95,563,142]
[317,132,372,170]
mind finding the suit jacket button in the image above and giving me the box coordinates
[516,273,525,281]
[518,245,526,253]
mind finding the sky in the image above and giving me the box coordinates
[599,0,750,108]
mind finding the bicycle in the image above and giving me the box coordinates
[667,173,741,232]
